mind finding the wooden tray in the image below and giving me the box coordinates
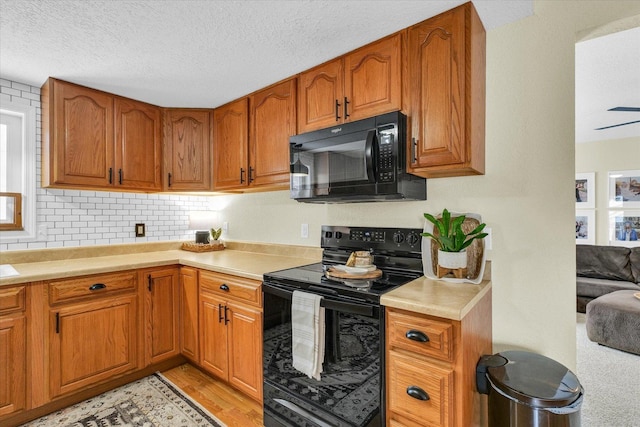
[181,242,225,252]
[325,267,382,280]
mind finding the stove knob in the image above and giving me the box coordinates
[393,232,405,244]
[325,231,333,238]
[335,231,343,239]
[407,232,421,246]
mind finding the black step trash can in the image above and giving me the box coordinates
[476,350,583,426]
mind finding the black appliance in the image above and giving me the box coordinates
[289,111,426,203]
[263,225,424,427]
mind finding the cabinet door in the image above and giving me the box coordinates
[345,34,402,122]
[49,295,138,397]
[163,109,212,191]
[144,267,180,365]
[0,315,26,416]
[48,79,114,187]
[200,293,228,380]
[407,3,485,177]
[249,79,296,188]
[115,98,162,191]
[227,302,262,401]
[297,58,344,133]
[179,267,199,362]
[212,98,249,190]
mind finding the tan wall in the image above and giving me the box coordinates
[209,1,640,370]
[576,137,640,244]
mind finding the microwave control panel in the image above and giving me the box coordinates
[377,130,395,182]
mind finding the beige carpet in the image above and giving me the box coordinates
[576,313,640,426]
[21,372,226,427]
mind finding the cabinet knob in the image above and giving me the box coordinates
[240,168,246,184]
[405,329,429,343]
[344,96,350,119]
[220,284,229,291]
[407,385,430,401]
[335,99,341,121]
[168,172,172,187]
[89,283,107,291]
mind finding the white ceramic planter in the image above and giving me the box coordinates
[437,249,467,269]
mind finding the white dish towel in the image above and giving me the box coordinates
[291,290,325,380]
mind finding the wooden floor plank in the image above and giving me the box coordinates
[162,363,263,427]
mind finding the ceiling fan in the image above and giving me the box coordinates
[594,106,640,130]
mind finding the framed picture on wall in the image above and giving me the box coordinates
[576,209,595,245]
[608,170,640,208]
[575,172,595,209]
[608,211,640,247]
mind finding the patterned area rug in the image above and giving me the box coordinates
[21,373,226,427]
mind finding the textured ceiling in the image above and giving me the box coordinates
[0,0,533,108]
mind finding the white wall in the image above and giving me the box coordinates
[576,137,640,244]
[1,1,639,370]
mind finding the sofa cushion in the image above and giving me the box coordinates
[630,247,640,283]
[576,245,634,282]
[577,277,639,299]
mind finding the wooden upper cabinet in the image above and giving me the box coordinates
[163,109,212,191]
[42,78,114,188]
[212,98,249,190]
[249,79,296,188]
[115,98,162,191]
[298,34,402,133]
[406,2,486,178]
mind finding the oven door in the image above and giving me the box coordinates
[263,282,384,427]
[290,129,378,200]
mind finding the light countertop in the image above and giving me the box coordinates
[1,241,491,321]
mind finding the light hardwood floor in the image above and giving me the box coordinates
[162,363,263,427]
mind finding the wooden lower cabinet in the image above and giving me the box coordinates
[47,271,140,398]
[199,271,263,401]
[385,288,492,427]
[141,267,180,365]
[0,286,27,417]
[179,267,199,362]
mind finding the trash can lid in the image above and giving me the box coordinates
[487,350,582,408]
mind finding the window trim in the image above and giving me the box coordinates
[0,101,37,241]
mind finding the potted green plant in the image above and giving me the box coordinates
[421,209,488,275]
[210,227,222,241]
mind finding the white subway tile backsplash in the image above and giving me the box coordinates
[0,79,209,250]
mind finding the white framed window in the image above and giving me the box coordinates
[0,100,36,240]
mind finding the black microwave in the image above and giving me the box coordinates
[289,111,426,203]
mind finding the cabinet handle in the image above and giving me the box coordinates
[335,99,341,121]
[168,172,172,187]
[248,166,254,183]
[411,138,418,164]
[240,168,245,184]
[89,283,107,291]
[407,385,430,401]
[218,304,224,323]
[119,169,123,185]
[344,96,349,119]
[224,305,229,325]
[55,312,60,334]
[148,274,152,292]
[406,329,429,343]
[109,168,113,184]
[220,284,229,292]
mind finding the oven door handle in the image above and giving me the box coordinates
[263,284,374,317]
[364,129,377,183]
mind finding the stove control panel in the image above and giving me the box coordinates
[321,225,423,252]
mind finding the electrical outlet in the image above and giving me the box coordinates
[37,224,48,240]
[135,223,145,237]
[222,221,229,233]
[301,223,309,238]
[485,227,492,250]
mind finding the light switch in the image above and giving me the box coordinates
[135,223,145,237]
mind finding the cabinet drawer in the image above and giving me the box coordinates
[387,309,453,362]
[200,271,261,307]
[48,271,137,304]
[0,286,26,314]
[387,351,453,427]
